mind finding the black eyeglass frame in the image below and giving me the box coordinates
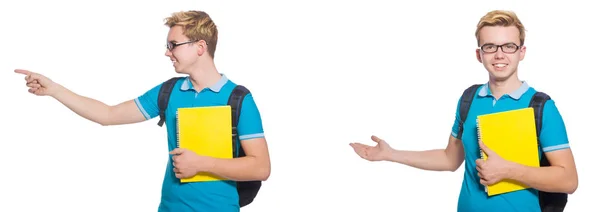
[479,42,521,53]
[166,40,201,51]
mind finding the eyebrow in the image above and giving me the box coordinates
[482,42,517,46]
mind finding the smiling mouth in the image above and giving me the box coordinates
[493,63,507,68]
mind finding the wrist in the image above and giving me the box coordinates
[200,156,218,173]
[50,84,66,99]
[504,161,522,180]
[381,148,396,161]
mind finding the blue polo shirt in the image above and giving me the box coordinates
[134,74,265,212]
[450,82,570,212]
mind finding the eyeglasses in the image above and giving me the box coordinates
[166,40,199,51]
[479,43,521,53]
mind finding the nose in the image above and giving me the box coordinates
[165,49,172,57]
[494,48,505,59]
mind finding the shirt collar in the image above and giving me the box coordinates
[478,81,529,100]
[180,74,228,92]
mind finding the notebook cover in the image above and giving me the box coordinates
[476,107,540,196]
[176,105,233,183]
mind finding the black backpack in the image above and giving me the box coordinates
[155,76,262,208]
[456,84,568,212]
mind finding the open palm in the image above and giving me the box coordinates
[350,135,391,161]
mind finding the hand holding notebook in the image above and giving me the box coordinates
[475,140,514,188]
[170,148,217,180]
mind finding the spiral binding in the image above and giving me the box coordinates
[176,110,180,148]
[476,118,488,193]
[476,118,484,159]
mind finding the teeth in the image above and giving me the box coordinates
[494,64,507,67]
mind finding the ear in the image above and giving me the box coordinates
[196,40,208,56]
[476,49,483,63]
[519,45,526,61]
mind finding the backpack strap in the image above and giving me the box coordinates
[528,91,552,168]
[227,85,251,158]
[457,84,482,139]
[157,77,184,127]
[528,91,551,146]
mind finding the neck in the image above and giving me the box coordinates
[187,59,221,92]
[488,75,522,99]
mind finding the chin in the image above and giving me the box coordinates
[488,72,515,82]
[173,67,187,74]
[489,75,508,82]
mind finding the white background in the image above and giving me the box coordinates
[1,0,598,211]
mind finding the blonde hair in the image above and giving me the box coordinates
[475,10,525,46]
[164,10,218,58]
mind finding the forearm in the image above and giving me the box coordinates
[385,149,460,171]
[51,85,112,125]
[205,156,270,181]
[507,163,577,194]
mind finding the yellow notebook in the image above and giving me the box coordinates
[176,105,233,183]
[476,107,540,196]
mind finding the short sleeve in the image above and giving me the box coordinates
[237,93,265,141]
[539,99,570,152]
[134,83,162,120]
[451,96,462,139]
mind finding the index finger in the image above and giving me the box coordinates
[170,148,183,155]
[478,140,492,155]
[14,69,32,75]
[350,143,370,150]
[475,159,484,166]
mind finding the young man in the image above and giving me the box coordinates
[349,10,578,211]
[15,10,271,212]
